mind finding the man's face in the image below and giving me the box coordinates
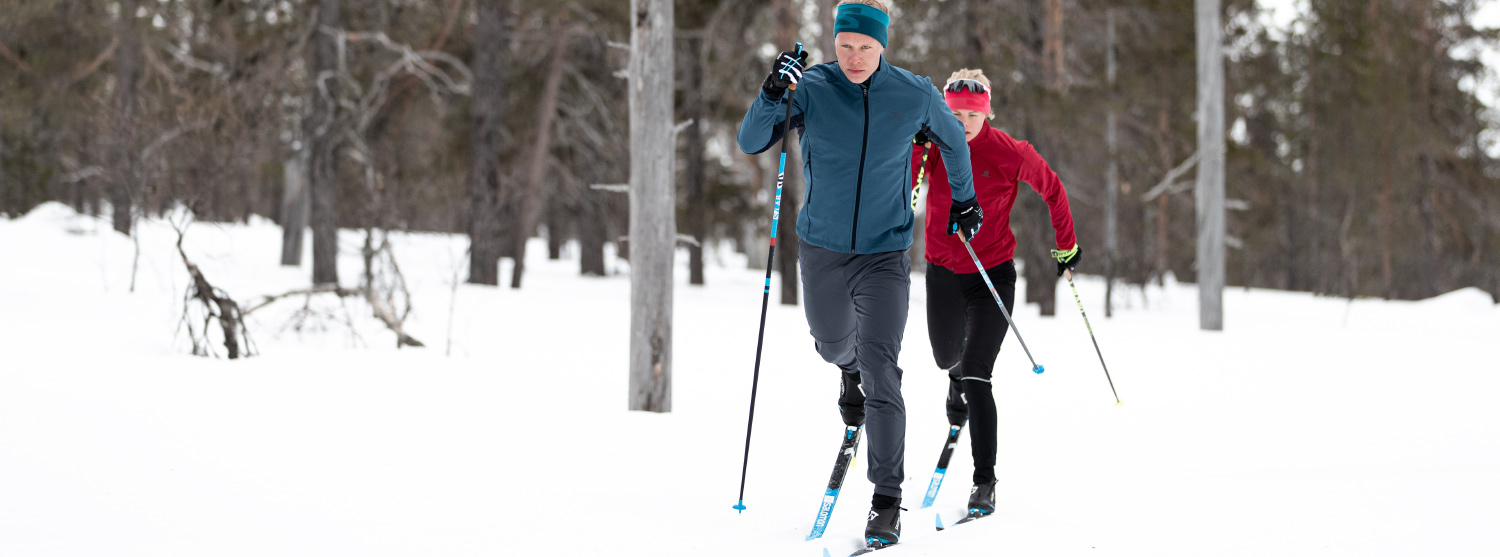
[953,109,988,142]
[835,32,884,84]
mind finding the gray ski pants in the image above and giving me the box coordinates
[798,239,909,498]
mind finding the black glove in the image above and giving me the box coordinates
[762,49,808,99]
[914,130,931,145]
[948,197,983,239]
[1052,245,1082,276]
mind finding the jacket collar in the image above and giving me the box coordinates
[969,121,999,149]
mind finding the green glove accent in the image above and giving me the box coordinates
[1050,244,1079,264]
[1050,244,1081,277]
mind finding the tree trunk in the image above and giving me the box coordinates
[776,0,800,307]
[1022,192,1058,316]
[1195,0,1225,330]
[745,151,767,271]
[579,189,606,276]
[684,35,707,286]
[110,0,141,235]
[1104,8,1118,318]
[0,132,8,217]
[1044,0,1065,91]
[308,0,342,285]
[512,18,572,289]
[817,0,836,63]
[547,196,566,260]
[1305,36,1323,294]
[1372,0,1394,299]
[628,0,674,413]
[467,0,505,286]
[280,152,310,266]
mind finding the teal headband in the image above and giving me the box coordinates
[833,4,889,48]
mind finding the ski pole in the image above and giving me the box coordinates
[959,231,1045,374]
[911,141,931,210]
[736,42,803,514]
[1059,267,1122,405]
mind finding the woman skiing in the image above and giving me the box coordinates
[912,68,1081,519]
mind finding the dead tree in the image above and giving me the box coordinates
[628,0,674,413]
[511,16,575,289]
[308,0,343,285]
[174,221,255,359]
[467,0,506,286]
[1196,0,1225,330]
[109,0,142,235]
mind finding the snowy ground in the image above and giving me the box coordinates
[2,203,1497,556]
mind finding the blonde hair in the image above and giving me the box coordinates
[836,0,891,16]
[945,68,995,120]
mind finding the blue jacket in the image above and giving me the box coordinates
[738,58,975,254]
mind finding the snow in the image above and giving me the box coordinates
[2,202,1497,556]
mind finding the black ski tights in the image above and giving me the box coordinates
[925,261,1016,485]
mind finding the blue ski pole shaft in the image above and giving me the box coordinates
[735,43,803,513]
[1063,269,1121,404]
[959,232,1045,374]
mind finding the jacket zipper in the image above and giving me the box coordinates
[850,86,870,252]
[804,153,813,238]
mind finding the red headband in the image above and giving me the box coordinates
[944,89,990,114]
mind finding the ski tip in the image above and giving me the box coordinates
[733,500,746,513]
[822,549,831,557]
[1033,364,1045,374]
[935,513,945,531]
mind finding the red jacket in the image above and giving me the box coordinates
[911,122,1077,273]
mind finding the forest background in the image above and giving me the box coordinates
[3,0,1498,313]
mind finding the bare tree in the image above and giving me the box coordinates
[683,35,708,286]
[1104,7,1119,318]
[467,0,505,286]
[511,15,574,289]
[628,0,674,412]
[308,0,342,285]
[280,151,310,265]
[816,0,836,62]
[1196,0,1225,330]
[109,0,142,235]
[0,132,8,216]
[775,0,800,306]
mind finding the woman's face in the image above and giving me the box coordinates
[952,109,988,142]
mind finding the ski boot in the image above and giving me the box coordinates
[967,479,997,517]
[864,497,902,547]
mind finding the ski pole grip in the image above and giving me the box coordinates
[789,42,804,92]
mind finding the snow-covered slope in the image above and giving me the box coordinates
[2,203,1496,556]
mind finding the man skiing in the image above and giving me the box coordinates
[736,0,980,547]
[912,68,1080,520]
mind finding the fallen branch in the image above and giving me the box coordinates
[173,218,255,359]
[241,230,424,349]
